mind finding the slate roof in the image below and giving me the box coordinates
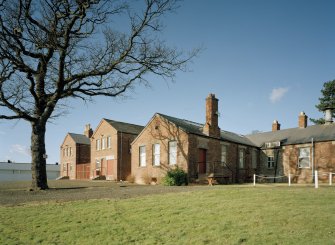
[245,124,335,148]
[104,119,144,135]
[157,113,256,146]
[68,133,90,145]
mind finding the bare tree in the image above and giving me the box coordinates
[0,0,198,190]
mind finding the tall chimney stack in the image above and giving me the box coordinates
[203,93,221,138]
[272,120,280,131]
[84,124,93,138]
[298,112,308,128]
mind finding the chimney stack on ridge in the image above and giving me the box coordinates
[84,124,93,138]
[272,120,280,131]
[203,93,221,138]
[298,112,308,128]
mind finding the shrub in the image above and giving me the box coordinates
[126,175,135,183]
[141,172,152,185]
[163,167,188,186]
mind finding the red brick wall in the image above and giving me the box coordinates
[257,141,335,183]
[131,115,189,184]
[131,114,258,184]
[90,119,138,181]
[60,135,91,180]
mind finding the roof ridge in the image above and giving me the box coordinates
[157,113,203,126]
[103,118,143,127]
[245,123,335,136]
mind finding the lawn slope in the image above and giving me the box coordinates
[1,186,334,245]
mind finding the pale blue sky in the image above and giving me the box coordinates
[1,0,334,164]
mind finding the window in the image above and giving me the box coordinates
[169,141,177,165]
[96,160,101,170]
[153,144,160,166]
[66,148,69,157]
[96,139,100,150]
[107,136,111,149]
[63,148,66,157]
[298,147,310,168]
[239,149,244,168]
[221,145,227,164]
[252,150,257,169]
[139,146,146,167]
[102,138,106,150]
[267,156,275,169]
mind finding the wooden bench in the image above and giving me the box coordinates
[207,174,230,185]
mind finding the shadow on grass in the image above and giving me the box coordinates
[48,187,89,190]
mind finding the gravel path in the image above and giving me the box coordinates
[0,180,213,206]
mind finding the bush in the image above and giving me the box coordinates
[163,167,188,186]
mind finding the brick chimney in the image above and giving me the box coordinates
[84,124,93,138]
[203,93,221,138]
[298,112,308,128]
[272,120,280,131]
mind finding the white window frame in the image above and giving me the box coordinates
[102,138,106,150]
[169,141,177,165]
[139,146,146,167]
[96,139,101,151]
[221,145,227,164]
[267,156,275,169]
[96,160,101,170]
[239,149,244,169]
[107,136,111,149]
[153,144,160,166]
[298,147,310,168]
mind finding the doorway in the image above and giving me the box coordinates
[198,149,207,174]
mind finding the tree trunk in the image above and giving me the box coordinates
[30,121,49,190]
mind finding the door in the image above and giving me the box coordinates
[198,149,207,174]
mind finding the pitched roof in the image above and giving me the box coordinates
[68,133,90,145]
[246,124,335,148]
[104,119,144,135]
[157,113,256,146]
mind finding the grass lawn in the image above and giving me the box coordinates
[1,185,334,244]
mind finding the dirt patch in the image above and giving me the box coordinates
[0,180,212,206]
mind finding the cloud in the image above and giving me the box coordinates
[269,87,289,103]
[9,144,31,157]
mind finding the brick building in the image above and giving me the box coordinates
[60,94,335,185]
[131,94,259,184]
[60,125,92,179]
[246,111,335,183]
[90,119,143,181]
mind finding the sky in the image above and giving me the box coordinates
[0,0,335,164]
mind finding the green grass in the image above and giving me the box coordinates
[1,186,335,245]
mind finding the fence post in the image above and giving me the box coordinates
[330,172,332,186]
[253,174,256,186]
[315,170,318,189]
[288,173,291,187]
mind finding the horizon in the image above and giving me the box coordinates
[1,0,334,164]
